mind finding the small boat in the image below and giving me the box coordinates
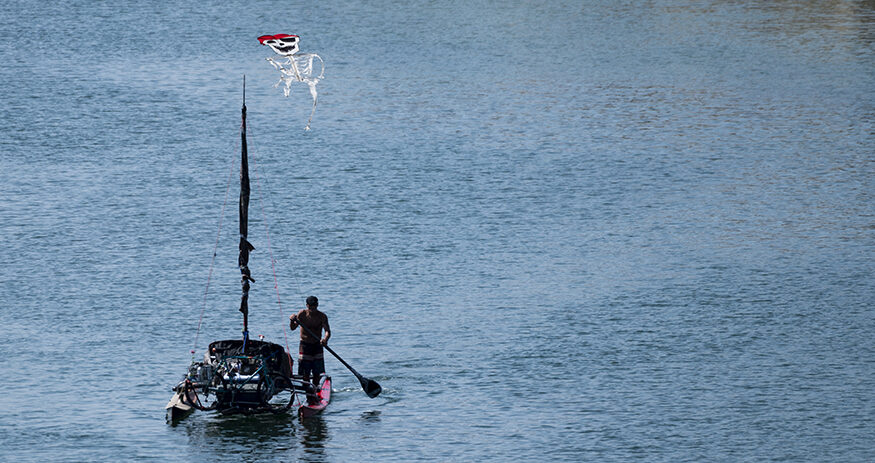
[165,83,330,421]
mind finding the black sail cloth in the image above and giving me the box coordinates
[238,103,255,335]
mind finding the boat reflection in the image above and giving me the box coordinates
[205,413,297,438]
[299,415,329,457]
[181,412,331,460]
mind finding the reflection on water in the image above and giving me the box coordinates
[179,412,331,460]
[300,416,329,460]
[202,413,297,440]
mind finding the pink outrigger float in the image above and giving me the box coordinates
[299,375,332,418]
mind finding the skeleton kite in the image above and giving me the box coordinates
[258,34,324,130]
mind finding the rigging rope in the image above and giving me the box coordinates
[247,123,298,375]
[191,137,240,359]
[188,113,307,377]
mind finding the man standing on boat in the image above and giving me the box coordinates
[289,296,331,394]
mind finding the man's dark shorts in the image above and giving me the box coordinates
[298,342,325,378]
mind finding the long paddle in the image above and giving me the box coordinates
[298,324,382,398]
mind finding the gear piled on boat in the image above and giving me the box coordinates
[167,339,329,419]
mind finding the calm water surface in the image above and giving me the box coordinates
[1,1,873,461]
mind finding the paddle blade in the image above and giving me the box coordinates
[361,377,381,398]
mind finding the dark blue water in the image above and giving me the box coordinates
[1,1,873,461]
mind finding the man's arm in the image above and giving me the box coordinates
[321,316,331,345]
[289,313,299,330]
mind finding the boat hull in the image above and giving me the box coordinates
[165,390,195,422]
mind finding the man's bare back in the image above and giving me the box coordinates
[292,308,330,345]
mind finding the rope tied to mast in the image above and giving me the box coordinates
[247,125,295,376]
[192,137,239,359]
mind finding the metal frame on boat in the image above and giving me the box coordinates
[167,339,331,420]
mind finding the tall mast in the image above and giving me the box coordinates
[238,76,254,349]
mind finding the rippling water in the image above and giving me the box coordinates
[1,1,873,461]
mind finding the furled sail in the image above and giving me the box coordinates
[238,98,255,342]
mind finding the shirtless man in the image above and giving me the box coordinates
[289,296,331,393]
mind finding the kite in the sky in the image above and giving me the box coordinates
[258,34,324,130]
